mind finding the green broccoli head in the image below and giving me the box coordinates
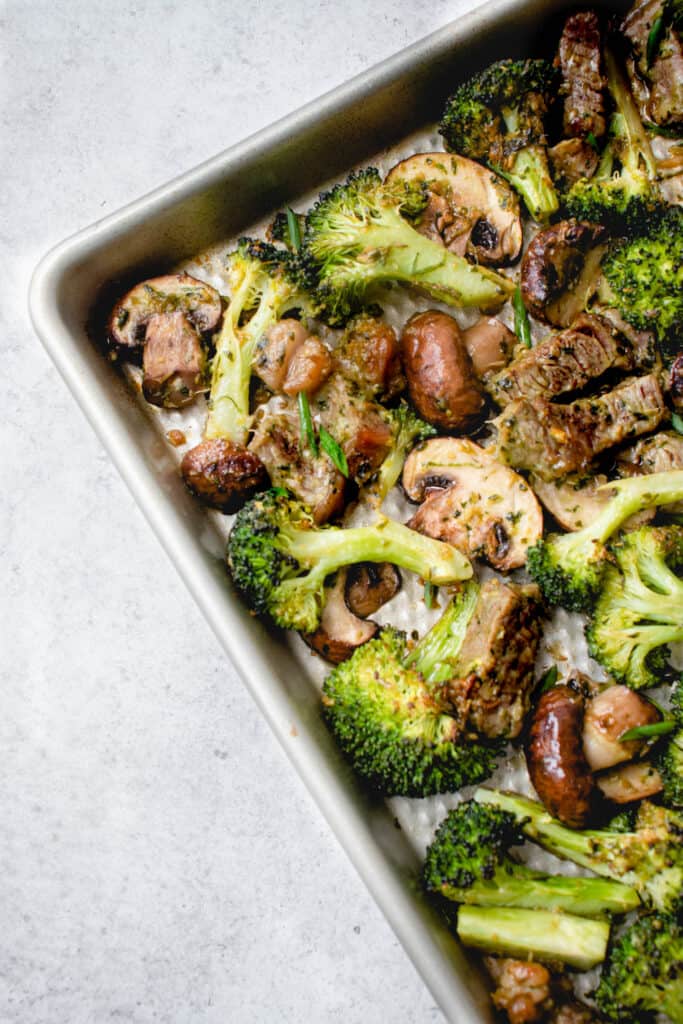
[301,168,514,324]
[586,525,683,689]
[227,489,472,632]
[599,206,683,344]
[206,238,317,444]
[528,472,683,611]
[658,682,683,810]
[321,628,498,797]
[439,59,559,220]
[595,912,683,1024]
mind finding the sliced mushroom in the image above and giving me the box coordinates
[402,438,543,571]
[302,572,378,664]
[142,311,207,408]
[345,563,401,619]
[520,221,608,327]
[582,685,661,772]
[385,153,523,265]
[181,438,269,513]
[462,317,516,379]
[596,762,664,804]
[108,273,222,357]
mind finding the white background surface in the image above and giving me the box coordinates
[1,2,484,1021]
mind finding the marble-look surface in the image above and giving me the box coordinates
[3,2,481,1021]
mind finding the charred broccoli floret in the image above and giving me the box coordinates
[527,471,683,611]
[586,525,683,689]
[301,168,513,324]
[598,206,683,345]
[424,800,639,916]
[564,49,660,233]
[321,616,498,797]
[205,239,317,445]
[439,59,559,220]
[658,682,683,810]
[369,402,436,505]
[227,489,472,632]
[595,912,683,1024]
[476,789,683,914]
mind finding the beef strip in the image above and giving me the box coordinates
[334,315,404,401]
[622,0,683,129]
[549,138,600,189]
[557,11,607,139]
[313,374,393,485]
[487,313,655,406]
[496,373,667,480]
[444,579,544,740]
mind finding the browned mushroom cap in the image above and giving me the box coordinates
[462,317,516,379]
[582,685,661,772]
[402,438,542,571]
[142,312,207,408]
[302,572,378,664]
[596,762,664,804]
[181,438,269,513]
[385,153,522,265]
[520,220,608,327]
[108,272,222,356]
[344,563,401,619]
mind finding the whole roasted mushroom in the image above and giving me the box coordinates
[181,438,269,514]
[385,153,523,265]
[520,220,608,327]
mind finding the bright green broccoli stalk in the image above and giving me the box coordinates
[227,488,472,632]
[404,580,479,684]
[598,205,683,345]
[205,239,317,445]
[423,800,639,916]
[301,168,514,324]
[456,905,609,971]
[564,49,661,233]
[595,912,683,1024]
[527,471,683,611]
[657,682,683,809]
[586,525,683,689]
[321,588,498,797]
[368,403,436,506]
[475,789,683,914]
[439,59,559,220]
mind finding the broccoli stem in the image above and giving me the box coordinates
[504,145,559,221]
[346,215,514,311]
[280,515,472,586]
[604,48,657,181]
[456,906,609,969]
[205,316,252,443]
[444,868,639,916]
[406,581,479,683]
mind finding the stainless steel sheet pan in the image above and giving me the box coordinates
[29,2,627,1017]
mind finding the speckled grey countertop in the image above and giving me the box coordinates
[3,2,481,1021]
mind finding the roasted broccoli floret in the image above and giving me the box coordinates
[301,168,514,324]
[476,789,683,914]
[321,618,498,798]
[658,682,683,809]
[564,49,660,232]
[586,525,683,689]
[369,403,436,505]
[227,489,472,632]
[439,59,559,221]
[424,800,639,916]
[205,239,317,444]
[595,912,683,1024]
[598,206,683,345]
[527,471,683,611]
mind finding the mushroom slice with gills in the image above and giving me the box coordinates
[141,311,207,408]
[596,762,664,804]
[462,317,516,380]
[181,438,269,514]
[108,272,222,359]
[302,571,378,664]
[582,685,661,772]
[520,220,608,328]
[384,153,522,266]
[344,562,401,619]
[402,438,543,572]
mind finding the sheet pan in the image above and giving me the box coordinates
[29,1,628,1017]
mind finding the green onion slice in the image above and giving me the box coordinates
[319,426,349,477]
[513,286,532,348]
[297,391,318,455]
[619,720,676,742]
